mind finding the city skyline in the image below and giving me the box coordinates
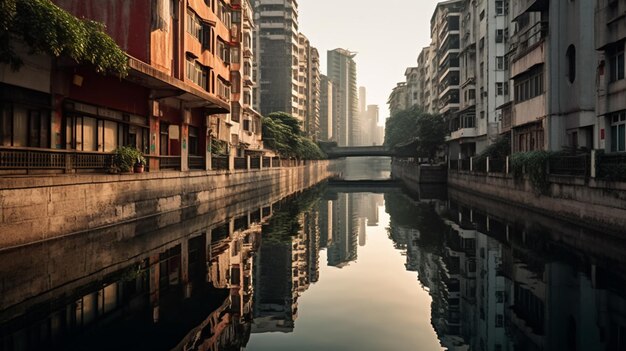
[299,0,439,121]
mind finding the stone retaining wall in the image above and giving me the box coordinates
[0,161,332,249]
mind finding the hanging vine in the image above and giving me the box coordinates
[1,0,128,76]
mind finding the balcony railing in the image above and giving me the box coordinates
[188,155,205,170]
[262,157,271,168]
[0,147,313,175]
[157,156,182,170]
[234,157,247,170]
[0,147,112,172]
[211,156,229,171]
[250,157,261,169]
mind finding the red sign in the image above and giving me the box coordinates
[601,128,605,140]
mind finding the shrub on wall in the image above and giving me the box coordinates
[510,151,552,194]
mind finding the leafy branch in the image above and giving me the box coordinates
[1,0,128,76]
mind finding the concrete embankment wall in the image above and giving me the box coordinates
[447,171,626,233]
[0,161,332,249]
[392,162,626,233]
[391,161,447,193]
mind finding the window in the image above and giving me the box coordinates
[160,122,169,155]
[609,50,625,82]
[495,0,504,15]
[496,314,504,328]
[496,56,505,70]
[188,126,199,155]
[515,69,544,102]
[186,57,208,90]
[1,104,50,148]
[218,40,230,63]
[496,82,504,95]
[610,111,626,152]
[231,103,240,123]
[496,29,504,43]
[243,119,251,131]
[231,72,240,93]
[567,45,576,83]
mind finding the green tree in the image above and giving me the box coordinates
[384,106,446,160]
[1,0,128,76]
[415,113,447,160]
[262,112,325,159]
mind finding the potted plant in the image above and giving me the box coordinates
[111,146,145,174]
[134,155,146,173]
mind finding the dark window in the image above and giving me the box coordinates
[567,45,576,83]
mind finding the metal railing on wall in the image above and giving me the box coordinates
[0,146,314,175]
[0,147,111,172]
[448,150,626,183]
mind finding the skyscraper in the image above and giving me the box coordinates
[253,0,300,119]
[320,75,335,141]
[327,49,359,146]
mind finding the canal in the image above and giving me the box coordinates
[1,158,626,350]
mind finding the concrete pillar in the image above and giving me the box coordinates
[506,156,510,175]
[205,116,212,171]
[486,156,490,173]
[470,157,474,172]
[591,149,596,178]
[259,156,263,170]
[246,155,251,170]
[180,109,191,172]
[149,100,160,172]
[228,154,234,171]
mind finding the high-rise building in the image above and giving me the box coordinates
[405,67,420,108]
[307,47,321,139]
[327,49,359,146]
[506,0,596,153]
[448,0,508,159]
[297,34,310,123]
[388,82,408,117]
[432,0,464,139]
[320,75,335,141]
[232,0,263,156]
[253,0,300,119]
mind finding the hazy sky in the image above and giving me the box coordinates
[298,0,440,119]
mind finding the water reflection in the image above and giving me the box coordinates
[2,183,626,350]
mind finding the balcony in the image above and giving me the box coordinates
[512,94,546,127]
[448,127,478,141]
[511,39,546,78]
[511,0,548,19]
[595,0,626,49]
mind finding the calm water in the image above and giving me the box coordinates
[2,158,626,350]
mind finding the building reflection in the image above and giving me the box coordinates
[0,200,269,351]
[386,190,626,351]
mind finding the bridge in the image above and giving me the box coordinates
[323,146,395,158]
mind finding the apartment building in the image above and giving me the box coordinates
[418,46,438,114]
[595,0,626,153]
[448,0,509,159]
[327,48,359,146]
[308,48,321,140]
[320,75,335,141]
[0,0,236,173]
[405,67,421,108]
[508,0,596,153]
[232,0,264,155]
[296,33,310,123]
[388,82,408,117]
[433,1,464,131]
[253,0,300,118]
